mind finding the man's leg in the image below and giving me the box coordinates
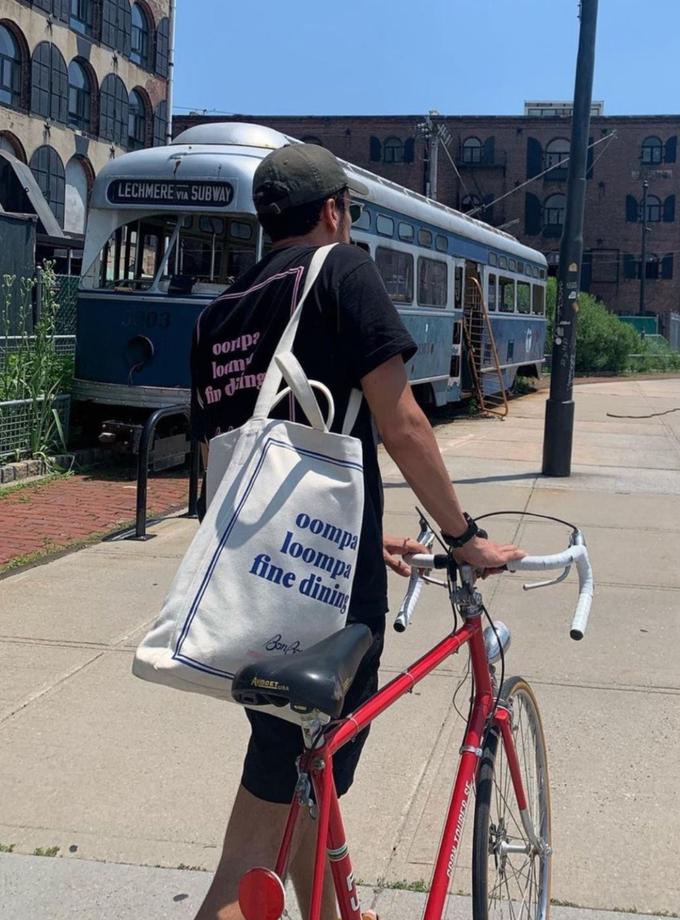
[194,784,337,920]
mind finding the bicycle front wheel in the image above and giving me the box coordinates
[472,677,551,920]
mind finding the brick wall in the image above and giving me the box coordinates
[175,112,680,327]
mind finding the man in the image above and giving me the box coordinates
[191,144,524,920]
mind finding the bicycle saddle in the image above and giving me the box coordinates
[231,624,373,718]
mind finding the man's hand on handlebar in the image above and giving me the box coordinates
[383,535,430,577]
[453,534,526,576]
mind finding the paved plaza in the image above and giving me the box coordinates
[1,379,679,919]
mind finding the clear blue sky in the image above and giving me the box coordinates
[173,1,680,118]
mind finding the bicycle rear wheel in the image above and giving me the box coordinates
[472,677,551,920]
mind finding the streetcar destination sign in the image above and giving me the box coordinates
[107,179,235,208]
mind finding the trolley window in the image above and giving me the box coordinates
[353,207,371,230]
[398,221,414,241]
[499,275,515,312]
[487,275,497,311]
[488,252,498,267]
[532,284,546,315]
[517,280,531,314]
[418,256,448,308]
[376,214,395,237]
[375,247,413,302]
[454,266,463,309]
[435,234,448,252]
[418,228,433,248]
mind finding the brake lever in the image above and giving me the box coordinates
[522,564,571,591]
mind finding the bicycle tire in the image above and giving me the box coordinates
[472,676,552,920]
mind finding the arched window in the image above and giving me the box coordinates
[155,16,169,77]
[68,59,94,131]
[70,0,96,37]
[128,88,148,149]
[153,99,167,146]
[462,137,483,164]
[30,145,65,227]
[646,194,662,223]
[65,156,92,234]
[31,42,69,123]
[131,3,151,68]
[641,136,663,165]
[545,137,570,170]
[0,24,24,109]
[461,194,481,213]
[0,131,26,161]
[383,137,403,164]
[102,0,132,56]
[100,73,129,147]
[544,193,566,228]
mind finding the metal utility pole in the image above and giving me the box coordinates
[639,179,649,316]
[542,0,599,477]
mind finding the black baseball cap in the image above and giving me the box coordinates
[253,144,369,216]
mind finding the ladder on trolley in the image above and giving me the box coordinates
[462,274,508,418]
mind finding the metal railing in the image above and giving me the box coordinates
[130,405,201,540]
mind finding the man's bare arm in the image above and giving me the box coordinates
[361,356,524,570]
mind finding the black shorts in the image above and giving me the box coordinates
[241,618,385,804]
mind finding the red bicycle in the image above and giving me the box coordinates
[231,511,594,920]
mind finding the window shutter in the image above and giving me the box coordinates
[369,136,381,162]
[155,18,169,77]
[623,254,637,280]
[662,254,674,279]
[483,136,495,166]
[403,137,415,163]
[53,48,69,124]
[586,136,594,179]
[664,136,677,164]
[524,193,541,235]
[31,44,51,118]
[663,195,675,223]
[526,137,542,179]
[625,194,639,222]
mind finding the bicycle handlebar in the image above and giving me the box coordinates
[396,531,594,641]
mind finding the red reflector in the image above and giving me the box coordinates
[239,867,285,920]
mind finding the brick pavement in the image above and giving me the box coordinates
[0,469,191,568]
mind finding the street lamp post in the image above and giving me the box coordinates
[542,0,599,477]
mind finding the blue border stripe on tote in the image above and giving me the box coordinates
[172,437,363,679]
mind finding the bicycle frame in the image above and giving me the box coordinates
[255,604,536,920]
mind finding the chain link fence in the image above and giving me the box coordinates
[0,395,71,460]
[669,313,680,352]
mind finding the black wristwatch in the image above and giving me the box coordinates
[442,513,480,549]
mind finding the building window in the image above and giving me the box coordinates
[128,88,148,149]
[131,3,151,68]
[462,137,483,164]
[0,24,23,109]
[100,73,129,148]
[153,99,167,146]
[70,0,96,37]
[155,17,170,77]
[31,43,69,124]
[646,194,662,223]
[641,136,663,165]
[461,194,481,214]
[68,59,93,131]
[383,137,403,164]
[30,145,65,227]
[102,0,132,56]
[375,247,413,302]
[544,193,566,229]
[418,257,448,308]
[34,0,70,21]
[544,137,570,171]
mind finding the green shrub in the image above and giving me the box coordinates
[545,278,659,374]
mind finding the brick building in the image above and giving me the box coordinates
[0,0,173,268]
[174,111,680,330]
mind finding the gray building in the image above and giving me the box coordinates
[0,0,174,270]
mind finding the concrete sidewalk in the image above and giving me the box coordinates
[1,379,679,919]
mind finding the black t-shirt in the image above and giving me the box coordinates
[191,243,417,623]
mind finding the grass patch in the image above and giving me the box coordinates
[374,876,430,893]
[176,863,207,872]
[0,842,16,853]
[33,846,60,857]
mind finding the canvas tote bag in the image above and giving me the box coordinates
[132,244,365,719]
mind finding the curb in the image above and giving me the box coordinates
[0,448,106,484]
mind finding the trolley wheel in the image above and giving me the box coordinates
[472,677,552,920]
